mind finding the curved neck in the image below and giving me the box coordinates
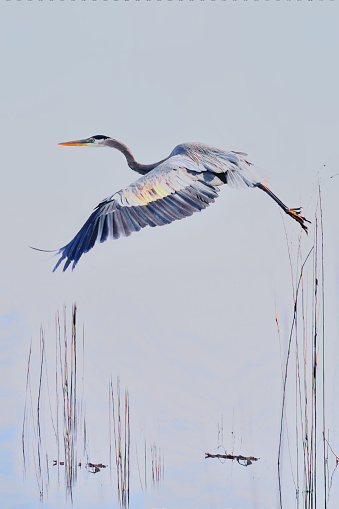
[105,138,165,174]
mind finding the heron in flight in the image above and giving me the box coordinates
[50,135,309,271]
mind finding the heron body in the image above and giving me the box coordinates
[52,136,309,272]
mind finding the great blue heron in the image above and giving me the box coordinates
[49,135,309,271]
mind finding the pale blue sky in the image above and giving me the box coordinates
[1,2,339,508]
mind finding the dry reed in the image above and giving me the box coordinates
[277,185,336,508]
[109,376,130,508]
[23,307,164,505]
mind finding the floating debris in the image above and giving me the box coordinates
[87,463,107,474]
[205,452,259,467]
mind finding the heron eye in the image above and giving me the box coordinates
[90,138,95,143]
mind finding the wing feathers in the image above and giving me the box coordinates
[112,209,123,239]
[54,166,221,271]
[100,215,109,243]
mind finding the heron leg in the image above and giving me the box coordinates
[255,183,310,233]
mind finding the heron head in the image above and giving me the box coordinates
[59,135,110,147]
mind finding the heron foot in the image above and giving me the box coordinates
[287,208,311,234]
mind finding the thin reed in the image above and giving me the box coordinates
[22,304,85,501]
[109,377,130,508]
[150,442,164,485]
[58,304,78,496]
[277,185,337,508]
[23,306,164,505]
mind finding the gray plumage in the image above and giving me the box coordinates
[52,136,309,272]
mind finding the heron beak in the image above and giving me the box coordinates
[58,138,91,146]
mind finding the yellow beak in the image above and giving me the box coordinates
[58,139,90,146]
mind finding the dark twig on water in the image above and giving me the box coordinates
[87,462,107,473]
[205,452,259,466]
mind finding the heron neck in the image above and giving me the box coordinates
[106,139,165,175]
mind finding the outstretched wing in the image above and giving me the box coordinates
[54,156,222,272]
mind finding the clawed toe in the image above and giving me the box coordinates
[287,208,311,234]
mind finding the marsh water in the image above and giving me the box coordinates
[6,197,339,509]
[2,4,339,506]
